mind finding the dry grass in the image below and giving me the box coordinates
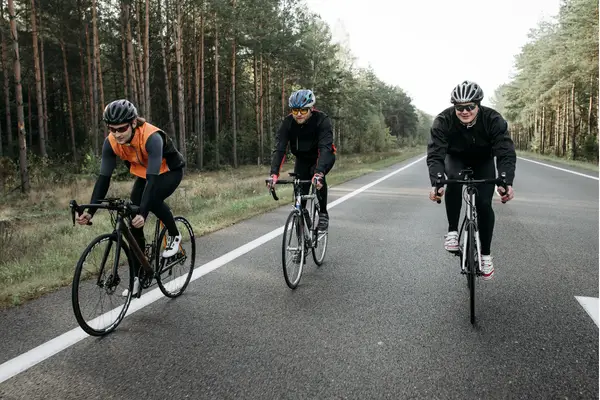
[516,150,598,172]
[0,147,425,308]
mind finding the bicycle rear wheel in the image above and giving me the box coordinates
[282,210,305,289]
[311,202,328,266]
[157,217,196,298]
[72,234,134,336]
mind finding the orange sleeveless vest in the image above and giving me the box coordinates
[108,122,170,179]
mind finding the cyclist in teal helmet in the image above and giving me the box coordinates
[268,89,337,231]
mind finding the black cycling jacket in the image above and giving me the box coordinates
[270,110,336,176]
[426,105,516,186]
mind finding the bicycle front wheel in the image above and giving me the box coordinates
[157,217,196,298]
[467,224,477,325]
[282,210,305,289]
[72,234,134,336]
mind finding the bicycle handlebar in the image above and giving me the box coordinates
[434,171,509,204]
[265,177,318,202]
[69,198,141,226]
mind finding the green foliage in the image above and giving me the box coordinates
[493,0,598,162]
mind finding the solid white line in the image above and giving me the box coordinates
[0,155,426,384]
[575,296,599,328]
[518,157,599,181]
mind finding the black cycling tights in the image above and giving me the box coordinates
[130,169,183,261]
[444,155,495,255]
[294,157,330,213]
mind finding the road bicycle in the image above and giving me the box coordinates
[68,198,195,336]
[435,169,508,324]
[266,173,328,289]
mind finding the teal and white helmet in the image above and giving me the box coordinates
[289,89,316,108]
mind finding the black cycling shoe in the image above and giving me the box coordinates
[317,212,329,231]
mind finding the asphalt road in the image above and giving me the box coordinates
[0,154,597,399]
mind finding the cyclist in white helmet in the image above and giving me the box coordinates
[268,89,337,231]
[427,81,516,280]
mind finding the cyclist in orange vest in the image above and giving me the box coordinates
[76,99,186,296]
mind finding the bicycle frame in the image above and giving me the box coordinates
[435,169,508,275]
[268,175,320,247]
[69,199,156,280]
[459,181,482,274]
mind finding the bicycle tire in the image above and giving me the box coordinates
[311,202,328,266]
[467,223,476,325]
[156,217,196,298]
[72,233,134,336]
[282,210,305,289]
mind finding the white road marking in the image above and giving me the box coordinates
[518,157,599,181]
[0,156,427,384]
[575,296,599,328]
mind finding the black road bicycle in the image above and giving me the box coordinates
[266,173,328,289]
[69,198,195,336]
[435,169,508,324]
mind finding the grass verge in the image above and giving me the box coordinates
[516,150,598,173]
[0,146,425,308]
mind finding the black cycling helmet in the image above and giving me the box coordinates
[450,81,484,104]
[103,99,138,125]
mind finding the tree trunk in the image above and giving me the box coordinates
[92,0,104,121]
[135,0,145,115]
[8,0,29,192]
[121,22,128,98]
[254,53,259,164]
[588,75,594,138]
[259,53,264,163]
[85,24,95,147]
[27,85,32,147]
[30,0,47,157]
[281,69,285,118]
[570,81,577,159]
[231,2,237,168]
[125,3,139,108]
[60,40,77,163]
[92,0,103,143]
[0,18,13,155]
[194,4,200,167]
[199,7,205,169]
[175,0,186,159]
[267,61,272,150]
[214,11,219,165]
[555,101,560,157]
[78,35,88,123]
[144,0,151,119]
[39,15,48,143]
[540,105,545,154]
[88,2,99,155]
[158,0,176,142]
[562,95,568,156]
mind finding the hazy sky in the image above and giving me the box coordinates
[304,0,562,116]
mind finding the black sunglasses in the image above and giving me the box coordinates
[108,124,130,133]
[455,104,477,112]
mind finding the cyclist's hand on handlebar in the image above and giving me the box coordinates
[312,172,324,190]
[496,185,514,202]
[266,174,278,189]
[75,212,92,226]
[131,215,145,228]
[429,186,444,202]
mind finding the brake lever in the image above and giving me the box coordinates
[435,173,443,204]
[69,199,93,226]
[265,179,279,201]
[499,172,508,204]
